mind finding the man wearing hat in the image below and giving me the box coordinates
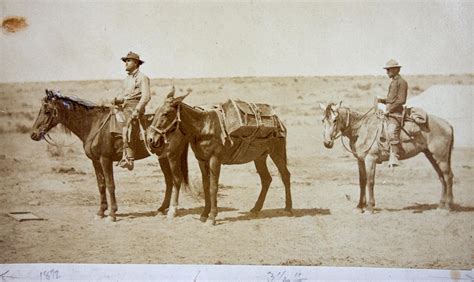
[114,51,151,170]
[377,59,408,168]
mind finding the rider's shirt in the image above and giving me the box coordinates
[122,68,151,113]
[385,74,408,113]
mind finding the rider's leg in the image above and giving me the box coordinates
[387,117,401,167]
[118,117,134,170]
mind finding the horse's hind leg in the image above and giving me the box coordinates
[356,159,367,212]
[424,151,453,210]
[250,154,272,213]
[270,141,292,211]
[198,160,211,223]
[157,157,173,214]
[92,160,107,219]
[443,162,454,210]
[208,156,222,226]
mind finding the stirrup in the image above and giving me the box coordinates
[118,157,134,171]
[388,155,400,168]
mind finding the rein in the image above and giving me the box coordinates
[43,133,78,148]
[138,119,159,158]
[337,107,378,155]
[40,112,78,148]
[85,111,113,156]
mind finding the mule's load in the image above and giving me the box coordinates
[221,99,279,138]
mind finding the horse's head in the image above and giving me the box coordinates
[319,101,343,149]
[146,86,190,152]
[31,89,64,141]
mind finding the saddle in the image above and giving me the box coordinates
[377,106,428,147]
[109,107,154,142]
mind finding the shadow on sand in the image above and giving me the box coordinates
[116,206,238,219]
[385,203,474,213]
[221,208,331,223]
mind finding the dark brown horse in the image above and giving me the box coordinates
[320,102,454,214]
[31,89,188,221]
[146,89,292,225]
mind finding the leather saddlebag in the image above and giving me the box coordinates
[221,99,278,138]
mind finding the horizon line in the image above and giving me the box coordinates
[1,73,473,85]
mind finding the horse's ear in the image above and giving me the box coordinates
[319,103,327,111]
[166,86,175,99]
[333,101,342,111]
[171,92,190,107]
[45,89,53,99]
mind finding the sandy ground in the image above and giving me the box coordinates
[0,75,473,269]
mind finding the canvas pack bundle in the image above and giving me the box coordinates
[221,99,279,138]
[408,107,427,124]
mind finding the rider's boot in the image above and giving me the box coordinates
[118,145,134,171]
[388,144,400,168]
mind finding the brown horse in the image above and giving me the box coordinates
[30,89,188,221]
[320,102,454,214]
[146,89,292,225]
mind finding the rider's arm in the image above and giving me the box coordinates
[135,75,151,112]
[384,80,399,104]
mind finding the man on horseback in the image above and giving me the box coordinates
[377,59,408,168]
[114,51,151,170]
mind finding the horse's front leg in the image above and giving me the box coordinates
[356,159,367,212]
[364,156,377,214]
[92,160,107,219]
[167,153,183,220]
[100,157,117,222]
[157,156,173,214]
[208,156,222,226]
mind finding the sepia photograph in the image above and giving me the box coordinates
[1,0,473,280]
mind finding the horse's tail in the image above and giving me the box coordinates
[181,142,189,187]
[277,115,288,163]
[180,142,203,201]
[448,124,454,170]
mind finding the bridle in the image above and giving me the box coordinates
[326,106,375,154]
[37,103,78,148]
[332,108,351,140]
[148,104,182,144]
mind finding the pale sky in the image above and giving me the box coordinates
[1,0,473,82]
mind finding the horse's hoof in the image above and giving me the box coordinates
[206,218,216,226]
[249,208,260,216]
[199,216,208,223]
[249,207,261,214]
[283,208,293,216]
[157,208,167,215]
[167,207,177,219]
[106,216,116,223]
[436,208,450,216]
[353,208,364,214]
[364,209,375,215]
[167,213,176,220]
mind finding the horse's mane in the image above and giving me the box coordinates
[62,95,98,108]
[47,90,109,135]
[48,90,108,111]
